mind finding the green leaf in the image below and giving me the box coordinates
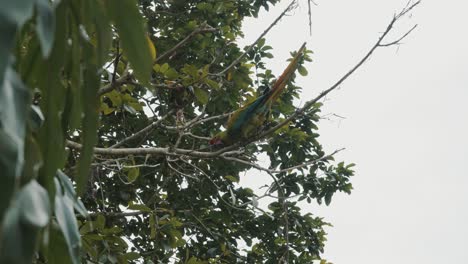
[264,53,273,59]
[193,87,209,105]
[105,0,152,84]
[0,205,35,264]
[0,0,35,83]
[101,226,122,235]
[37,1,68,201]
[181,64,198,77]
[105,90,123,107]
[54,178,81,264]
[0,180,50,264]
[128,201,152,212]
[84,0,112,66]
[160,63,169,73]
[204,78,219,90]
[0,21,17,85]
[57,170,88,217]
[149,213,156,239]
[47,223,73,264]
[257,38,265,48]
[0,1,34,26]
[0,67,30,218]
[153,64,160,72]
[123,252,140,261]
[324,192,333,206]
[65,15,83,130]
[298,66,308,76]
[224,175,239,183]
[34,0,55,57]
[18,180,50,227]
[21,136,43,184]
[126,166,140,182]
[95,214,105,230]
[76,42,100,197]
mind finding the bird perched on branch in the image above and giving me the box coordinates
[209,43,306,146]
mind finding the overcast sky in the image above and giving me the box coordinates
[239,0,468,263]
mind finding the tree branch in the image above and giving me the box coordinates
[97,70,132,96]
[379,24,418,47]
[66,139,244,158]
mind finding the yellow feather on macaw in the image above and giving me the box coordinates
[209,43,307,146]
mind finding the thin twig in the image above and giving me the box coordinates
[83,208,177,218]
[111,42,120,83]
[379,24,418,47]
[166,159,199,180]
[184,132,211,141]
[307,0,318,36]
[97,69,132,96]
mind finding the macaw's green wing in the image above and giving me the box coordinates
[227,93,270,138]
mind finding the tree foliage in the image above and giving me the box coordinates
[0,0,419,263]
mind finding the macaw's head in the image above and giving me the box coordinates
[209,131,228,146]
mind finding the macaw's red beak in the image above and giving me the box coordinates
[209,137,223,146]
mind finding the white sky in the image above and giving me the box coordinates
[239,0,468,263]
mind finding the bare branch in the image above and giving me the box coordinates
[307,0,318,36]
[84,208,180,218]
[166,160,199,180]
[379,24,418,47]
[97,70,132,96]
[67,139,244,158]
[184,132,211,141]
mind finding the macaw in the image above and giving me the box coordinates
[209,43,306,146]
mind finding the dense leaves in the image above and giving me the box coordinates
[0,0,355,263]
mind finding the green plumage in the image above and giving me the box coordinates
[210,43,306,146]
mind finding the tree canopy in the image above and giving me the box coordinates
[0,0,419,263]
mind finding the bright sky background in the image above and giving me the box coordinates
[239,0,468,263]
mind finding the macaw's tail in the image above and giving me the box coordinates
[267,42,307,104]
